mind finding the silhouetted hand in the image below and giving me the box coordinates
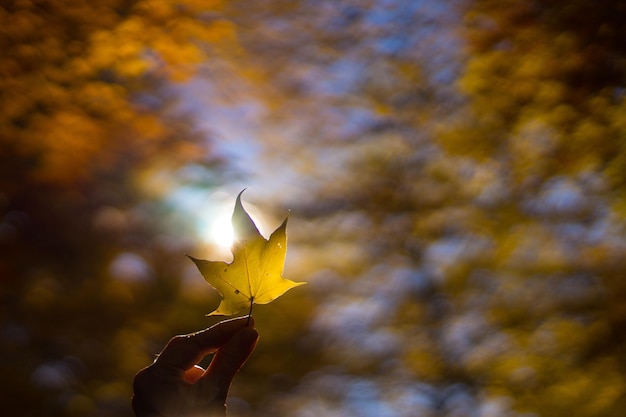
[132,316,259,417]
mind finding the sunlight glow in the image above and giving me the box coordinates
[210,213,235,248]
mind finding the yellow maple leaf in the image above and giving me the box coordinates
[189,191,305,316]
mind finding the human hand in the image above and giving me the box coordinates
[132,316,259,417]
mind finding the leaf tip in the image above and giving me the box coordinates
[186,254,203,265]
[232,189,261,240]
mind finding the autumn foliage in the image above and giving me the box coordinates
[2,1,626,417]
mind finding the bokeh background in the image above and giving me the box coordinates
[2,0,626,416]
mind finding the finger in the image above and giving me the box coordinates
[198,326,259,403]
[153,316,253,378]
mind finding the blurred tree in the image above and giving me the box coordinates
[4,0,626,416]
[447,0,626,186]
[433,1,626,415]
[0,1,239,416]
[199,0,626,416]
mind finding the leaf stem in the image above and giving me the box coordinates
[247,299,253,326]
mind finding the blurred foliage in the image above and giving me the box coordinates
[2,0,626,417]
[0,0,234,416]
[212,0,626,416]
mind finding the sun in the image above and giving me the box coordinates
[210,213,235,248]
